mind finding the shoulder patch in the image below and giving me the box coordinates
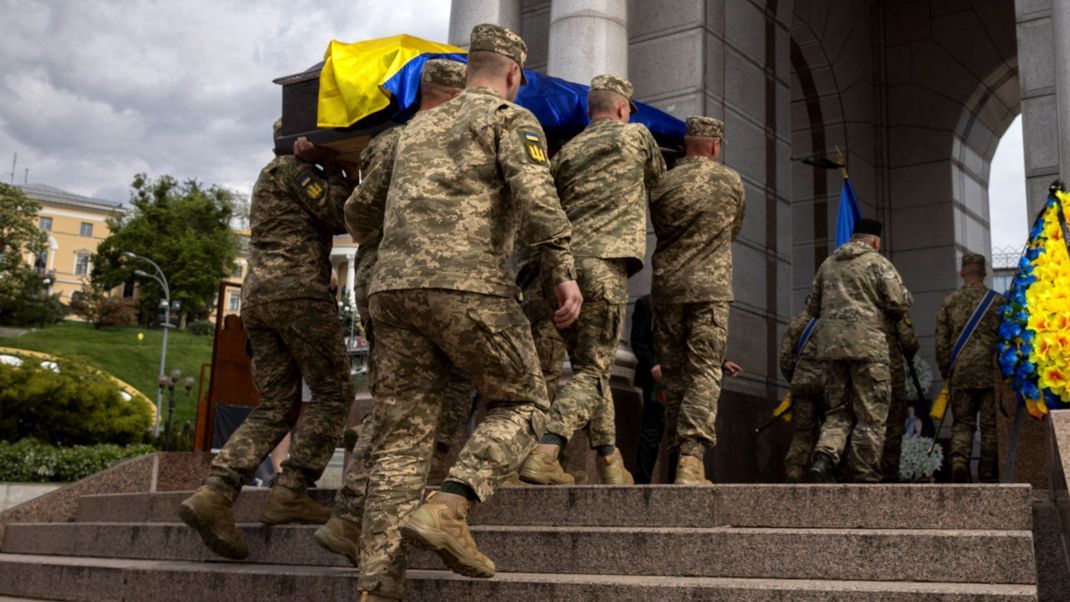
[297,170,326,201]
[519,129,548,165]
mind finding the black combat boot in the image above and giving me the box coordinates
[808,453,836,484]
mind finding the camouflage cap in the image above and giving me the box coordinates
[272,118,282,140]
[685,115,725,140]
[469,23,527,83]
[421,58,467,89]
[961,252,986,269]
[591,74,638,114]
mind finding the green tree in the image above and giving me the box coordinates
[92,174,238,324]
[0,183,47,306]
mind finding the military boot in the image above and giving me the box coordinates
[808,453,836,483]
[178,487,249,560]
[519,444,575,485]
[259,485,331,525]
[785,465,806,483]
[951,461,972,484]
[674,454,712,484]
[599,449,634,484]
[401,491,495,579]
[313,515,361,567]
[358,592,397,601]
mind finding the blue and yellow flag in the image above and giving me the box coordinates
[834,177,861,248]
[315,34,685,147]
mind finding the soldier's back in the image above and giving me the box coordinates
[939,283,1005,388]
[650,156,744,303]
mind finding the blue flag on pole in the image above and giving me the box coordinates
[834,177,861,248]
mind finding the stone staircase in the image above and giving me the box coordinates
[0,484,1039,600]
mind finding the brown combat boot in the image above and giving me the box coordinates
[358,592,398,601]
[951,462,972,483]
[178,487,249,560]
[401,491,495,579]
[674,454,712,485]
[258,485,331,525]
[785,465,806,483]
[313,515,361,567]
[598,449,634,484]
[519,444,575,485]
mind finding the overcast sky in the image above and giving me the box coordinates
[1,0,1028,249]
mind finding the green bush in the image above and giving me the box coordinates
[0,359,153,446]
[186,319,215,336]
[0,439,155,483]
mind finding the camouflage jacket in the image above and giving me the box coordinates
[807,241,913,362]
[934,282,1006,389]
[347,87,575,298]
[649,156,745,303]
[550,119,665,275]
[779,311,824,396]
[242,155,351,308]
[884,313,920,371]
[350,125,402,309]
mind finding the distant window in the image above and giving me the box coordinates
[33,251,48,274]
[122,281,135,298]
[39,217,52,231]
[74,254,90,276]
[228,293,240,312]
[80,222,93,237]
[231,264,243,279]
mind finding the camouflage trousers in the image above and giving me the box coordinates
[653,300,729,458]
[951,387,998,482]
[880,354,909,481]
[543,257,627,448]
[333,372,473,524]
[358,289,549,599]
[783,393,821,475]
[521,279,567,402]
[206,299,352,502]
[813,360,891,483]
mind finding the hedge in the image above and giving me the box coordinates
[0,439,155,483]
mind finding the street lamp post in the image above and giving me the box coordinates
[124,251,173,437]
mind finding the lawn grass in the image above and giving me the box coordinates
[0,321,213,425]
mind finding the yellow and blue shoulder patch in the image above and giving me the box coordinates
[297,171,325,201]
[519,129,547,166]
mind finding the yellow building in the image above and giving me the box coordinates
[18,184,128,304]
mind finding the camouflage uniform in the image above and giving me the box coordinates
[935,274,1006,482]
[541,115,666,447]
[345,84,574,598]
[808,240,913,482]
[205,155,354,503]
[879,314,919,481]
[779,311,824,478]
[650,134,745,460]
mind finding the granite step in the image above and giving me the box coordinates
[0,554,1038,602]
[0,522,1036,584]
[73,483,1033,530]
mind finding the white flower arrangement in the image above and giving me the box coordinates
[903,354,934,400]
[899,435,943,481]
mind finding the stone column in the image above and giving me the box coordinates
[547,0,628,83]
[345,253,356,306]
[1052,0,1070,181]
[448,0,522,47]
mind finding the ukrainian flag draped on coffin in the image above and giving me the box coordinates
[316,34,686,147]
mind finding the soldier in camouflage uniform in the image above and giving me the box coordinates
[179,122,357,560]
[879,313,919,482]
[935,253,1006,482]
[314,59,474,568]
[345,24,582,600]
[780,310,824,483]
[649,116,745,484]
[520,74,666,486]
[807,219,913,483]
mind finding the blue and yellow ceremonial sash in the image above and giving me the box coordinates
[930,289,999,419]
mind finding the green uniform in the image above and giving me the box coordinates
[935,282,1006,481]
[880,314,919,481]
[779,311,824,477]
[345,86,574,599]
[205,155,353,503]
[650,155,745,459]
[807,240,912,482]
